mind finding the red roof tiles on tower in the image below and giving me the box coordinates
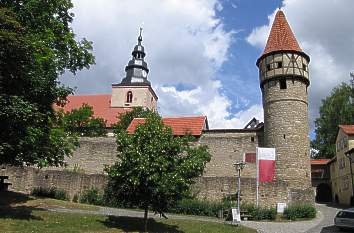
[262,10,302,56]
[127,116,208,136]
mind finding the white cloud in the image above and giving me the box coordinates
[60,0,260,128]
[246,0,354,128]
[157,80,263,129]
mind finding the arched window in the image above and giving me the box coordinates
[126,91,133,103]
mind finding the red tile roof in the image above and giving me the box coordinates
[311,159,330,165]
[262,10,302,56]
[127,116,208,136]
[54,94,130,126]
[339,125,354,135]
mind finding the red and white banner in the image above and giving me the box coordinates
[256,147,276,183]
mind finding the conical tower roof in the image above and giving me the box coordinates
[257,10,309,65]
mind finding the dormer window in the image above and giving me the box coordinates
[126,91,133,103]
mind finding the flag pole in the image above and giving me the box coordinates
[256,147,259,207]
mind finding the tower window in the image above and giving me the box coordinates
[126,91,133,103]
[280,80,287,89]
[277,62,282,68]
[266,64,271,71]
[302,64,307,71]
[251,137,255,142]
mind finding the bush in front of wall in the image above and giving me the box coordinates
[283,203,316,220]
[31,187,68,200]
[79,188,104,206]
[241,203,277,220]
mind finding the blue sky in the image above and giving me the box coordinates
[61,0,354,132]
[215,0,280,114]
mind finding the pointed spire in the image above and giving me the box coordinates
[262,10,302,56]
[138,27,143,45]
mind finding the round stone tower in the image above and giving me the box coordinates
[257,10,312,191]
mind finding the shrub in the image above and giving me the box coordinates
[241,203,277,220]
[31,187,68,200]
[169,198,232,217]
[79,188,104,206]
[283,203,316,220]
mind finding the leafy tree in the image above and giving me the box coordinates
[0,1,94,166]
[312,82,354,158]
[58,104,107,137]
[113,106,152,133]
[105,112,211,231]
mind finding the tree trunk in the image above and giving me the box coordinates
[144,206,149,232]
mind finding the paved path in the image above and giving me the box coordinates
[241,209,323,233]
[48,203,346,233]
[306,203,344,233]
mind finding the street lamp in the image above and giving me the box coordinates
[234,161,246,218]
[345,148,354,206]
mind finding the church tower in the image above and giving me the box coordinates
[111,29,158,110]
[257,10,312,192]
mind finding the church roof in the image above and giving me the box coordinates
[54,94,130,127]
[339,125,354,135]
[127,116,208,136]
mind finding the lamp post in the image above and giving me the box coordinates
[345,148,354,205]
[234,161,246,216]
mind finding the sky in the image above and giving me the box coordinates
[60,0,354,132]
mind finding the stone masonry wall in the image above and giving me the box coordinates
[45,137,117,174]
[1,166,107,199]
[200,130,261,177]
[2,166,313,207]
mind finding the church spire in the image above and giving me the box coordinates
[120,28,150,85]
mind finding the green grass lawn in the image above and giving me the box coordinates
[0,191,256,233]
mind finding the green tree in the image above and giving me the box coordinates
[105,112,211,231]
[113,106,152,133]
[312,82,354,158]
[58,104,107,137]
[0,1,94,166]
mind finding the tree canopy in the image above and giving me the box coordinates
[0,1,94,166]
[113,106,151,133]
[105,112,211,231]
[57,104,107,137]
[312,81,354,158]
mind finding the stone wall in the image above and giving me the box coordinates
[200,129,262,177]
[1,166,107,199]
[2,166,313,207]
[45,137,117,174]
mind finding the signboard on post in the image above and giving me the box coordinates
[232,208,241,224]
[277,203,287,213]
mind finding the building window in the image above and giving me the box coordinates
[251,137,255,142]
[126,91,133,103]
[303,64,307,71]
[280,79,287,89]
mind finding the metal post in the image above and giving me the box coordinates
[237,167,241,213]
[234,161,245,221]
